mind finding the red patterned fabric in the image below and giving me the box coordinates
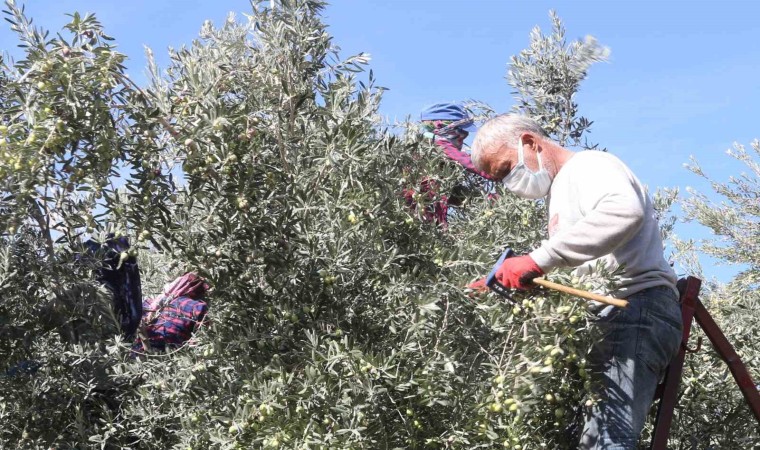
[136,296,208,351]
[162,272,210,300]
[133,273,210,353]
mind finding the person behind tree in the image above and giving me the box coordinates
[404,102,496,226]
[133,272,210,354]
[468,113,682,449]
[419,102,494,180]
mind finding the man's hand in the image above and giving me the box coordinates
[495,255,544,290]
[466,277,489,292]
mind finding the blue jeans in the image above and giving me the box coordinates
[580,285,683,449]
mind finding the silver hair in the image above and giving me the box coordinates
[471,114,549,171]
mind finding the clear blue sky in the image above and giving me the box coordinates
[2,0,756,282]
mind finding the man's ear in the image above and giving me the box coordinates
[519,132,537,150]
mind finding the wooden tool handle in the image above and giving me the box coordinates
[532,278,629,308]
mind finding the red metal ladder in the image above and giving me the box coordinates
[649,276,760,449]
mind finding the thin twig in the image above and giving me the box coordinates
[28,195,54,258]
[498,326,515,368]
[452,314,498,365]
[113,72,180,138]
[274,117,290,173]
[434,297,450,353]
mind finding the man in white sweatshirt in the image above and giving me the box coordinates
[470,114,682,449]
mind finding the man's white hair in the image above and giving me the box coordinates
[471,114,549,171]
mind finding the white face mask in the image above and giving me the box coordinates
[501,138,552,199]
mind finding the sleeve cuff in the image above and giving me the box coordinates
[529,246,559,273]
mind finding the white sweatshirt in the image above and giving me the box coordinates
[529,151,677,298]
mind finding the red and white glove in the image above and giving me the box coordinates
[466,277,489,293]
[495,255,544,290]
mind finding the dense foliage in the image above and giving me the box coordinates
[658,141,760,448]
[0,1,757,449]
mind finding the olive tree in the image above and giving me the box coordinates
[107,5,617,449]
[0,2,673,449]
[508,10,609,150]
[0,0,177,445]
[655,141,760,448]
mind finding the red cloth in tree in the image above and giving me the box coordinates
[162,272,210,299]
[133,273,210,354]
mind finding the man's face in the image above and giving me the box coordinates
[479,134,542,180]
[478,143,511,179]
